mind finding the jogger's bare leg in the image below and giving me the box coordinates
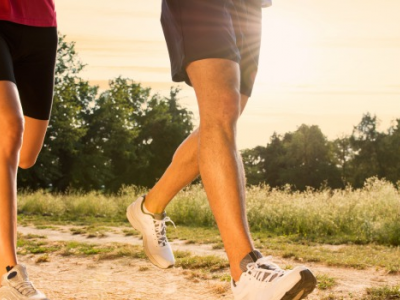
[186,59,253,281]
[0,81,23,278]
[145,100,249,214]
[0,81,49,279]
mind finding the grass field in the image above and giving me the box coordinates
[17,178,400,270]
[18,177,400,246]
[16,178,400,299]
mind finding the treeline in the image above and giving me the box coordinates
[18,36,193,193]
[17,36,400,193]
[242,115,400,190]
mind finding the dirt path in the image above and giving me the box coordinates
[17,226,400,300]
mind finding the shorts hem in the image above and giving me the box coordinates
[173,56,241,86]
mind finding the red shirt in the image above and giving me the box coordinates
[0,0,56,27]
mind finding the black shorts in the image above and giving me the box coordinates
[0,20,58,120]
[161,0,262,97]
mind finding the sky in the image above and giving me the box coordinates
[55,0,400,149]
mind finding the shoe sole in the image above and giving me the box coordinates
[0,286,49,300]
[281,269,317,300]
[126,203,174,269]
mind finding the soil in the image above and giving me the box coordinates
[17,226,400,300]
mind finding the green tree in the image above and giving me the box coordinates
[242,133,287,187]
[18,36,194,193]
[135,88,193,187]
[349,113,384,187]
[85,79,193,192]
[379,119,400,184]
[262,133,287,187]
[242,146,267,185]
[279,125,339,189]
[332,135,353,185]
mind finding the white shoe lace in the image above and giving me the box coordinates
[246,256,285,282]
[153,216,176,246]
[13,280,38,297]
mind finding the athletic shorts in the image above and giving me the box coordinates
[0,20,58,120]
[161,0,262,97]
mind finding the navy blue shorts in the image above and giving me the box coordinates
[0,20,58,120]
[161,0,262,97]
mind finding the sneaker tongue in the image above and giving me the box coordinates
[239,250,263,272]
[154,212,166,221]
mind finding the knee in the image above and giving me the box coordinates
[0,117,24,161]
[18,156,37,169]
[201,91,241,132]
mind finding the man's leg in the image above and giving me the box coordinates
[134,58,252,280]
[188,58,253,281]
[144,128,200,214]
[144,97,249,214]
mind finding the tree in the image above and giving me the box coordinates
[279,124,341,190]
[242,146,267,185]
[332,134,353,185]
[379,119,400,184]
[18,36,194,193]
[135,88,193,187]
[83,80,193,192]
[349,113,384,187]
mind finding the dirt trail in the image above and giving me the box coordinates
[18,226,400,300]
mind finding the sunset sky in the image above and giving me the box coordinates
[55,0,400,149]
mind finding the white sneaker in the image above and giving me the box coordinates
[0,265,48,300]
[232,253,316,300]
[126,195,175,268]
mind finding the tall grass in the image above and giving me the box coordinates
[245,177,400,245]
[18,178,400,245]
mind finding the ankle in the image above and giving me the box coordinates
[231,267,243,283]
[143,195,165,214]
[1,260,17,277]
[231,249,263,282]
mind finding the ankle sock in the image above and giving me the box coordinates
[239,250,263,272]
[6,265,14,272]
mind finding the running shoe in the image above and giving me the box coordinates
[126,195,175,268]
[0,264,48,300]
[232,251,316,300]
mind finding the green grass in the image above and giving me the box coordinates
[17,232,229,274]
[16,228,400,299]
[69,225,110,238]
[363,285,400,299]
[18,178,400,246]
[176,254,229,272]
[252,235,400,272]
[17,232,146,260]
[15,178,400,273]
[16,182,400,274]
[317,274,337,290]
[16,221,400,273]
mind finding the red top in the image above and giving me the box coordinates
[0,0,56,27]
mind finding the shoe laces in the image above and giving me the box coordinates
[246,256,285,282]
[153,216,176,246]
[13,280,38,297]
